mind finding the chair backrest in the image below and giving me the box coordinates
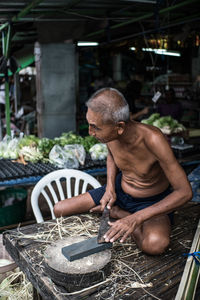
[31,169,101,223]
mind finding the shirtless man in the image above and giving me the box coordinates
[53,88,192,255]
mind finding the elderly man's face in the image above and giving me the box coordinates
[86,108,119,143]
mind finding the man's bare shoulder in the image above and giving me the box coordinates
[135,121,161,133]
[135,122,165,140]
[136,122,177,164]
[135,122,171,150]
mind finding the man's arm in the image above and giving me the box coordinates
[104,129,192,242]
[105,148,118,194]
[136,129,192,219]
[90,147,118,212]
[131,107,149,120]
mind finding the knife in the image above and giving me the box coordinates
[97,207,111,244]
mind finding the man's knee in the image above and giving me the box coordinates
[141,233,170,255]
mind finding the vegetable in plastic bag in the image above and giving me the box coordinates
[89,143,108,160]
[0,135,12,158]
[6,137,20,159]
[0,134,20,159]
[64,144,86,165]
[49,144,79,169]
[0,132,24,159]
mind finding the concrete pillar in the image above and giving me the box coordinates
[34,42,76,138]
[113,53,122,82]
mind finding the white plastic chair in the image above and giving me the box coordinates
[31,169,101,223]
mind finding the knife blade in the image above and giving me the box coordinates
[97,207,111,244]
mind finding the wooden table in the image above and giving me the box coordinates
[3,202,200,300]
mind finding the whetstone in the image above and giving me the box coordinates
[62,236,112,261]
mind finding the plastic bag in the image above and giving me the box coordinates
[6,137,20,159]
[89,143,108,160]
[0,132,23,159]
[49,144,79,169]
[64,144,86,165]
[0,135,11,158]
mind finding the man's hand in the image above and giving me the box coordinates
[104,214,141,243]
[90,189,116,212]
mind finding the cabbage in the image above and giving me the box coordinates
[141,113,186,135]
[89,143,108,160]
[148,113,160,122]
[141,119,150,125]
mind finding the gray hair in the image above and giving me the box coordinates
[86,87,130,123]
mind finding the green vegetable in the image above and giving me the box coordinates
[54,131,84,147]
[53,132,97,153]
[141,113,186,134]
[148,113,160,123]
[81,135,98,152]
[18,135,39,149]
[38,138,56,158]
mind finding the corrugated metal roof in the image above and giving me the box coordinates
[0,0,200,53]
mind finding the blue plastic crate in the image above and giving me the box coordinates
[188,165,200,202]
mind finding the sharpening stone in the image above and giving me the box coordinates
[61,236,112,262]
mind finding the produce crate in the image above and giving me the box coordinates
[0,188,27,227]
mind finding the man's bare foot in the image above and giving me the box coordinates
[110,205,131,219]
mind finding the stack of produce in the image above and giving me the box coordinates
[0,132,108,168]
[141,113,186,135]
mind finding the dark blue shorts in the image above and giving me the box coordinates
[88,172,174,224]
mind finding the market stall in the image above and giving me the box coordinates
[0,119,199,185]
[0,125,199,230]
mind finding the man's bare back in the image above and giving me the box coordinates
[107,121,170,198]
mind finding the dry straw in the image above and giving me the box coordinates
[2,214,160,300]
[0,270,33,299]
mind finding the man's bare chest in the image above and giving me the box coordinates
[108,143,157,178]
